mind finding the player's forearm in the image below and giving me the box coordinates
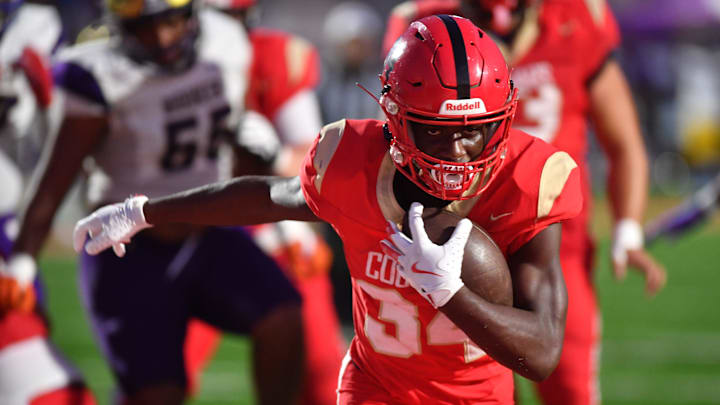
[606,144,648,221]
[13,199,59,258]
[441,285,564,381]
[590,60,649,221]
[143,175,317,227]
[13,120,97,257]
[440,224,567,380]
[13,169,82,257]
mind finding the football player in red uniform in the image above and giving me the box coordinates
[74,15,582,404]
[186,1,345,404]
[383,1,667,404]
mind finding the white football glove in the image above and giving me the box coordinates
[73,195,152,257]
[380,202,471,308]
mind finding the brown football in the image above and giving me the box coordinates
[402,208,513,306]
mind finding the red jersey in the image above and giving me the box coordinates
[300,119,582,402]
[384,0,619,254]
[247,28,320,120]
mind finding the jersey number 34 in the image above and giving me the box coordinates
[358,280,486,363]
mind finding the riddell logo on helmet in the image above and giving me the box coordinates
[439,98,487,115]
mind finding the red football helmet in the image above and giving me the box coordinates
[379,14,517,201]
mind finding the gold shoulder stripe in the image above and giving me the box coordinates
[537,151,577,219]
[583,0,606,25]
[313,119,346,193]
[392,2,419,19]
[285,36,312,87]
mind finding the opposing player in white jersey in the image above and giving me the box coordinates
[0,1,304,404]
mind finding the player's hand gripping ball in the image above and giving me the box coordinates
[381,202,512,308]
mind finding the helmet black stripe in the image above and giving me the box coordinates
[438,15,470,99]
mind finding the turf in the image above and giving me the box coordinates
[39,205,720,405]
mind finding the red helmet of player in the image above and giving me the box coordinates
[380,14,517,201]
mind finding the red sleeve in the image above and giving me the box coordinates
[299,120,349,223]
[506,162,582,254]
[488,140,583,255]
[577,0,621,80]
[383,0,461,56]
[248,30,321,119]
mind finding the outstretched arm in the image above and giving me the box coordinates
[75,175,318,256]
[590,59,666,295]
[144,175,317,226]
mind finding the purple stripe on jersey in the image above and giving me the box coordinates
[52,61,107,107]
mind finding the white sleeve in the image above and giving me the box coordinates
[0,149,23,213]
[272,89,323,146]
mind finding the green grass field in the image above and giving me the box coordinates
[39,199,720,405]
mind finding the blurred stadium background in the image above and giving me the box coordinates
[22,0,720,404]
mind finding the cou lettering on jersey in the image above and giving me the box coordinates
[163,79,223,113]
[365,251,410,288]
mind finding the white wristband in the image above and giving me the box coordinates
[7,253,38,287]
[127,195,150,226]
[612,218,644,265]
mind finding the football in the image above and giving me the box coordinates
[402,208,513,306]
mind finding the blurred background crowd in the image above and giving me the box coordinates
[48,0,720,195]
[1,0,719,404]
[16,0,716,209]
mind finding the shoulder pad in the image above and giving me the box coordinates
[312,119,347,193]
[537,151,577,218]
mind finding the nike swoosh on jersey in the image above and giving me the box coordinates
[490,212,513,221]
[411,263,439,276]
